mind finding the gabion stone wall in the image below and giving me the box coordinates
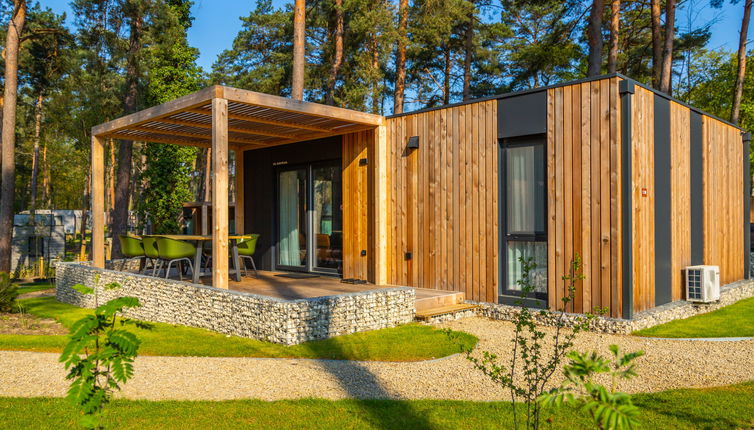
[55,262,415,345]
[465,278,754,334]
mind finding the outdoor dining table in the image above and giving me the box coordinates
[155,234,253,284]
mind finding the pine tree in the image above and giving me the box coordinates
[0,0,27,272]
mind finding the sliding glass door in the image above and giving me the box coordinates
[277,168,307,269]
[276,161,342,274]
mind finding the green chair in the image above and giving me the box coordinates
[141,236,162,276]
[237,234,260,278]
[155,237,196,281]
[118,235,145,271]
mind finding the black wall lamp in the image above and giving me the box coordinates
[407,135,420,149]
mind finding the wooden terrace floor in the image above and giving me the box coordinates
[188,270,457,301]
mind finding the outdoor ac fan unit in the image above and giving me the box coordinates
[685,265,720,303]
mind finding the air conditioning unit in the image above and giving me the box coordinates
[685,265,720,303]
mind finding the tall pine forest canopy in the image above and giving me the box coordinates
[0,0,751,254]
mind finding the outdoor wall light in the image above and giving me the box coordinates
[407,135,420,149]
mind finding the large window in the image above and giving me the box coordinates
[501,136,547,299]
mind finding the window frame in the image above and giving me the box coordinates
[499,135,548,302]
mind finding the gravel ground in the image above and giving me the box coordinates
[1,317,752,401]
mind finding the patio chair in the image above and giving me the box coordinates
[141,236,163,276]
[156,237,196,281]
[237,234,260,278]
[117,235,145,271]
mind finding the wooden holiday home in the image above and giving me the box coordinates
[89,74,750,319]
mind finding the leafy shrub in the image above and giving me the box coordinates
[539,345,645,430]
[0,272,18,312]
[59,281,152,429]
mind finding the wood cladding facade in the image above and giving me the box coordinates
[341,130,375,282]
[702,117,745,285]
[546,78,623,318]
[384,101,499,302]
[343,75,747,318]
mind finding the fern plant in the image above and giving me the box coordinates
[0,272,18,313]
[538,345,645,430]
[59,281,152,429]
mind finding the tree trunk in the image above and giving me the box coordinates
[110,6,143,258]
[651,0,662,88]
[42,139,49,208]
[292,0,306,100]
[0,1,27,272]
[732,0,753,124]
[108,139,115,211]
[607,0,620,74]
[393,0,408,114]
[659,0,677,94]
[78,171,90,262]
[587,0,605,76]
[325,0,344,106]
[462,6,474,100]
[203,148,211,202]
[371,34,380,113]
[29,93,43,218]
[443,46,451,105]
[393,0,408,113]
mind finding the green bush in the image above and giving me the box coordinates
[60,281,152,429]
[0,272,18,312]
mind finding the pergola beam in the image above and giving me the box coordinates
[92,86,220,136]
[222,87,383,126]
[186,108,335,134]
[156,116,301,139]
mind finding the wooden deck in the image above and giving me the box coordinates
[195,270,462,302]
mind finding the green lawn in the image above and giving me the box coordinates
[0,382,752,429]
[634,296,754,338]
[2,293,476,361]
[16,281,56,295]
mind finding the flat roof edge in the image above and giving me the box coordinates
[388,73,746,132]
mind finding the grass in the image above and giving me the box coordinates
[16,281,56,295]
[1,289,476,361]
[0,382,752,429]
[634,295,754,338]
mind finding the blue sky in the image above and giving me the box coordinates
[44,0,748,72]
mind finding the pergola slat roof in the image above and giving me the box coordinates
[92,85,384,150]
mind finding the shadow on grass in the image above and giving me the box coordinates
[297,300,437,430]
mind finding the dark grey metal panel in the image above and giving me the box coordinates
[498,91,547,139]
[653,95,672,306]
[744,132,751,278]
[619,80,634,319]
[690,111,704,265]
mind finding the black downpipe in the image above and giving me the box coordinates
[619,80,634,319]
[744,132,752,279]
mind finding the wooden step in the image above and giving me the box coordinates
[415,303,480,321]
[415,290,465,312]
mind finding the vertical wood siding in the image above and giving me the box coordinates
[385,100,498,302]
[546,77,623,317]
[669,101,691,302]
[703,117,745,285]
[342,130,374,282]
[630,86,656,313]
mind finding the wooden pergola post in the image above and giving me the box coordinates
[211,97,229,289]
[374,123,388,285]
[91,134,106,268]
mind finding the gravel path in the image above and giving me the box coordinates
[1,317,752,401]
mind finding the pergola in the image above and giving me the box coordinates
[91,85,385,289]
